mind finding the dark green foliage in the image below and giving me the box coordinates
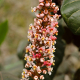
[73,68,80,80]
[61,0,80,35]
[0,20,8,46]
[44,20,66,80]
[44,37,65,80]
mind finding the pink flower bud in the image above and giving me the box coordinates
[43,70,47,74]
[40,13,44,18]
[40,75,44,80]
[39,0,44,2]
[45,2,50,7]
[39,2,44,6]
[44,9,48,14]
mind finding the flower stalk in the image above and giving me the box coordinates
[21,0,60,80]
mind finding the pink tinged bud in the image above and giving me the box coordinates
[51,3,56,8]
[39,0,44,2]
[49,28,54,32]
[42,29,46,33]
[49,55,54,59]
[35,53,41,59]
[46,49,50,54]
[45,2,50,7]
[40,58,44,62]
[54,6,59,13]
[55,22,58,25]
[37,5,41,9]
[53,14,60,19]
[49,36,57,41]
[37,21,40,25]
[25,63,30,68]
[40,75,44,80]
[34,76,38,80]
[34,18,36,22]
[36,14,40,18]
[40,13,44,18]
[39,19,42,23]
[33,7,36,12]
[43,17,48,22]
[27,72,32,76]
[44,9,48,14]
[53,27,58,33]
[43,70,47,74]
[48,68,53,72]
[43,61,52,66]
[39,2,44,6]
[33,53,35,58]
[46,29,50,33]
[37,69,42,74]
[50,18,54,22]
[39,47,44,52]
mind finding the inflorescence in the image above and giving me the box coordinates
[21,0,60,80]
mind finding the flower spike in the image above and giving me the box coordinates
[21,0,60,80]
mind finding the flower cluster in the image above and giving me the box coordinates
[21,0,60,80]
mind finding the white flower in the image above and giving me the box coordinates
[48,72,51,75]
[34,76,38,80]
[40,75,44,80]
[40,58,44,62]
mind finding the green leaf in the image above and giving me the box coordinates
[0,20,8,46]
[61,0,80,35]
[0,72,20,80]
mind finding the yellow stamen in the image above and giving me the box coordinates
[24,57,27,60]
[22,75,25,78]
[51,56,53,57]
[26,49,28,53]
[43,31,45,33]
[51,30,53,32]
[31,45,33,48]
[28,33,30,36]
[42,37,45,40]
[53,49,55,52]
[29,26,32,30]
[28,39,30,41]
[31,9,34,12]
[48,51,50,54]
[52,42,54,45]
[53,63,55,66]
[35,35,38,38]
[40,50,42,52]
[29,58,31,61]
[33,66,36,70]
[56,25,59,27]
[56,33,58,35]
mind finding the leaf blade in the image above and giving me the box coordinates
[0,20,8,45]
[61,0,80,35]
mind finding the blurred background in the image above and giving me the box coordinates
[0,0,80,80]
